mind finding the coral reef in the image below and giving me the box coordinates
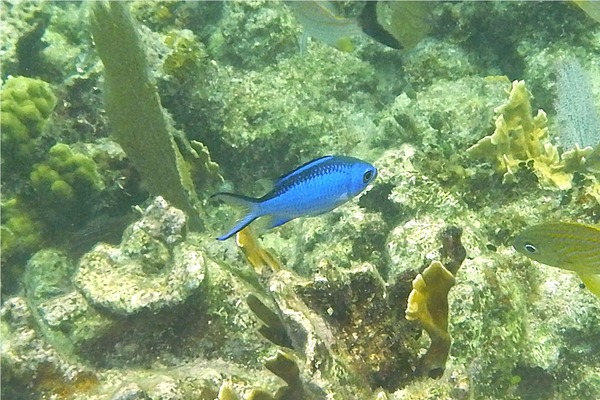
[0,76,57,175]
[467,80,572,189]
[237,228,422,395]
[2,1,600,399]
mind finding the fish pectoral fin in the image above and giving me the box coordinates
[577,272,600,298]
[335,37,354,52]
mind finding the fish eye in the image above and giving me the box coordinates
[363,170,373,183]
[523,242,538,253]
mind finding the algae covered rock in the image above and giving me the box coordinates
[73,196,206,315]
[1,295,96,400]
[22,249,114,357]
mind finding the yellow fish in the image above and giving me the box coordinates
[285,1,402,52]
[513,222,600,298]
[574,0,600,23]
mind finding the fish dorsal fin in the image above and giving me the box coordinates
[274,155,334,189]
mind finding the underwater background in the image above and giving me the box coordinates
[1,1,600,399]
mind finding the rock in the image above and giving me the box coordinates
[73,197,206,315]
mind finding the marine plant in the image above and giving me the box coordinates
[555,57,600,173]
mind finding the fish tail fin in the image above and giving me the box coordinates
[357,1,403,49]
[211,192,261,241]
[578,272,600,298]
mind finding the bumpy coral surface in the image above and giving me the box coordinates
[0,76,56,174]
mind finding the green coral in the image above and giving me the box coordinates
[1,144,103,266]
[1,198,44,263]
[29,143,102,226]
[90,1,203,229]
[0,76,57,174]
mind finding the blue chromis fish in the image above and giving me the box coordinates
[513,222,600,298]
[285,1,401,52]
[212,155,377,241]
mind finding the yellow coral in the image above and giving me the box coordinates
[236,227,282,273]
[467,80,572,190]
[405,260,454,377]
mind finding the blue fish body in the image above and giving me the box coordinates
[212,155,377,240]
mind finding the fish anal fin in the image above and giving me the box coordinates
[264,214,293,230]
[578,272,600,298]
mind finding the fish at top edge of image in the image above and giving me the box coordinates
[284,0,423,52]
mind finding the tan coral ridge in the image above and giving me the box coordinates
[467,79,589,190]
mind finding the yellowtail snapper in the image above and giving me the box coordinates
[212,155,377,240]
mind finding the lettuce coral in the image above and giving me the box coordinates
[0,76,57,175]
[467,80,573,190]
[405,260,454,377]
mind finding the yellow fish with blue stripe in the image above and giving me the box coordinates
[513,222,600,298]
